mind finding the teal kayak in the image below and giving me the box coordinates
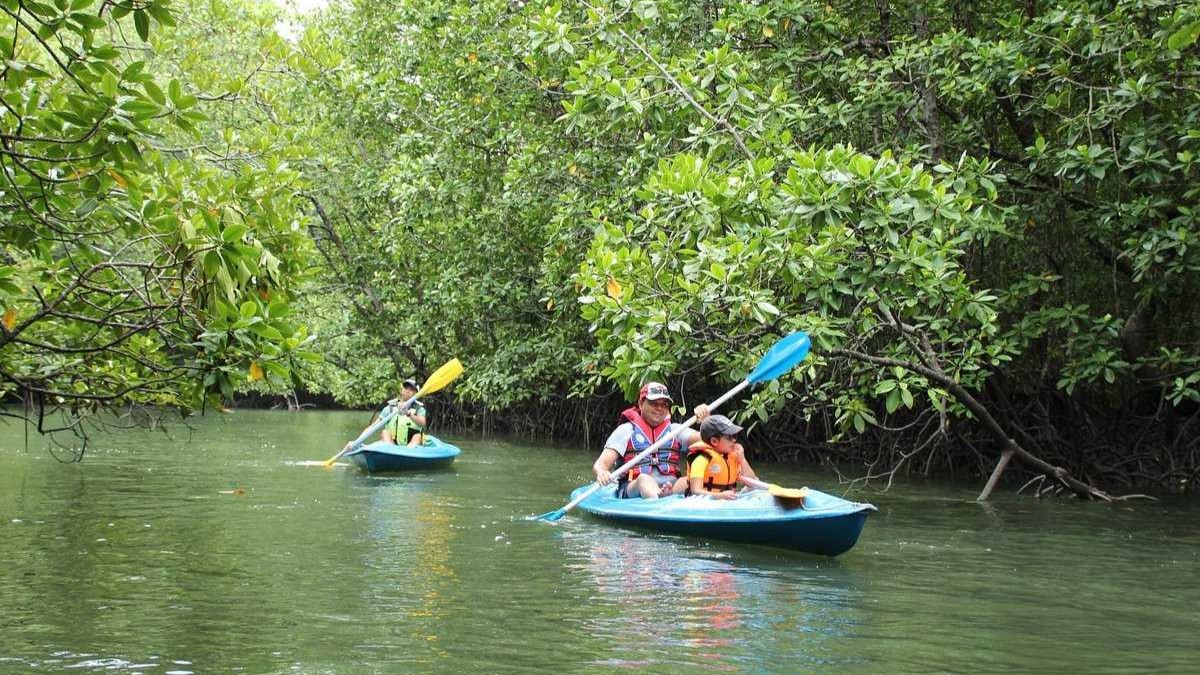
[569,484,876,556]
[344,435,460,473]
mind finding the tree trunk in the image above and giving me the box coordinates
[912,6,944,163]
[306,195,417,379]
[977,448,1015,501]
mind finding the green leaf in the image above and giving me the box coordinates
[74,198,99,218]
[37,21,59,40]
[133,9,150,41]
[1167,21,1200,50]
[100,71,119,97]
[885,389,900,413]
[216,266,235,300]
[69,11,105,29]
[296,350,323,363]
[146,1,176,26]
[756,300,780,316]
[253,324,284,341]
[633,1,658,21]
[91,45,120,60]
[260,361,285,378]
[222,223,248,243]
[120,99,161,117]
[122,60,145,80]
[142,80,165,104]
[203,250,222,277]
[23,2,55,17]
[240,300,258,318]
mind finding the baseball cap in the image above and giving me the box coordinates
[638,381,673,403]
[700,414,743,442]
[402,378,418,390]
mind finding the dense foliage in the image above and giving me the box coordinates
[289,1,593,411]
[5,0,1198,492]
[291,0,1199,493]
[0,0,315,443]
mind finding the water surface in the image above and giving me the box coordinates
[1,410,1196,673]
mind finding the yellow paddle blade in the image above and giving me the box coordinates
[768,484,808,501]
[416,358,463,397]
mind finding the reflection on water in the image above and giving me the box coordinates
[1,410,1198,674]
[557,526,861,672]
[338,473,463,666]
[388,485,455,657]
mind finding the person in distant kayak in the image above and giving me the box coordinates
[592,382,709,499]
[383,378,426,447]
[343,378,427,453]
[685,414,759,499]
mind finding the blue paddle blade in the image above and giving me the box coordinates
[746,331,811,383]
[532,508,566,522]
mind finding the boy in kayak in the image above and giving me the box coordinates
[686,414,760,499]
[591,382,709,499]
[383,378,426,447]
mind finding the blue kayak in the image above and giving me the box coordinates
[344,436,461,473]
[569,484,876,557]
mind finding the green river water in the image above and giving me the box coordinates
[1,410,1197,674]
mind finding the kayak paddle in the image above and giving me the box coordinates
[532,331,812,522]
[322,358,464,467]
[742,476,808,503]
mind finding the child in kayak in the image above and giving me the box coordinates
[686,415,760,500]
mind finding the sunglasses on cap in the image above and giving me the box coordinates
[640,381,673,400]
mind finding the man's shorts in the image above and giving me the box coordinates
[618,474,675,498]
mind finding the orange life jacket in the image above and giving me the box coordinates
[686,442,740,491]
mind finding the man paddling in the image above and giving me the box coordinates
[343,378,427,453]
[383,378,426,447]
[592,382,709,499]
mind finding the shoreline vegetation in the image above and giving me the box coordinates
[2,1,1198,498]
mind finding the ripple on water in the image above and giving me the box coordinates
[2,411,1198,674]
